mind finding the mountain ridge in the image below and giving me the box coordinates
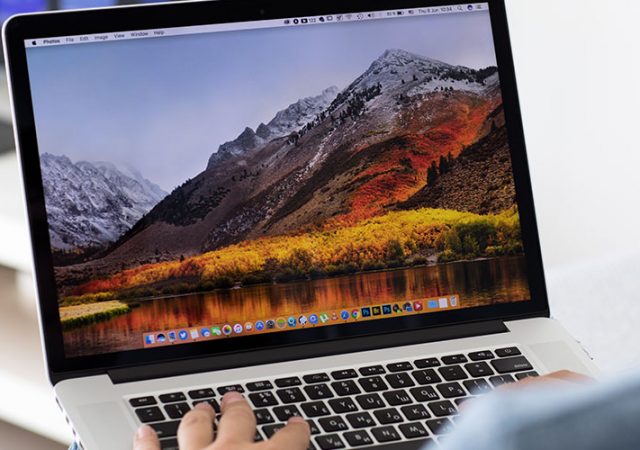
[54,48,505,283]
[41,153,167,252]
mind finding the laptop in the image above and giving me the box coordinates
[3,1,598,448]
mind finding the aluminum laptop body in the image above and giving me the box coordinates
[3,1,598,448]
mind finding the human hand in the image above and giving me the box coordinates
[133,391,310,450]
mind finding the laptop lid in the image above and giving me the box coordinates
[4,0,548,382]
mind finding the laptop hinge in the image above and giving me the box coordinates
[108,320,508,384]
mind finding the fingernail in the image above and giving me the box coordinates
[135,425,155,440]
[195,402,214,412]
[222,391,243,405]
[288,416,306,424]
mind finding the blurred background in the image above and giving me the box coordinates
[0,0,639,448]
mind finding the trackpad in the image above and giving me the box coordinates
[529,341,591,375]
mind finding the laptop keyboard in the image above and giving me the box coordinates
[127,346,538,449]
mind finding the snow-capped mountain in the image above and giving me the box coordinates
[60,48,505,270]
[41,153,167,251]
[207,86,340,168]
[344,48,497,97]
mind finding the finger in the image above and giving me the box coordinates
[177,402,215,450]
[265,417,310,450]
[133,425,161,450]
[214,391,256,446]
[546,370,593,383]
[500,370,592,391]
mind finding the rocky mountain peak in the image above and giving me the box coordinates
[207,86,340,169]
[41,153,167,251]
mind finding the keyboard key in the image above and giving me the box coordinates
[441,354,467,365]
[343,430,374,447]
[273,405,302,421]
[463,379,492,395]
[301,401,331,417]
[495,347,521,357]
[188,388,215,400]
[331,380,361,396]
[386,362,413,372]
[328,397,358,414]
[304,384,334,400]
[385,373,415,389]
[149,420,180,438]
[356,393,385,410]
[373,408,404,424]
[307,419,321,435]
[464,361,494,378]
[428,400,457,417]
[160,438,178,450]
[262,423,285,438]
[359,376,388,392]
[383,389,413,406]
[135,406,165,423]
[158,393,185,404]
[164,402,190,419]
[318,416,348,432]
[315,434,345,450]
[426,417,454,435]
[303,373,330,384]
[436,382,466,398]
[346,412,376,428]
[359,365,386,376]
[489,374,515,387]
[399,422,430,438]
[192,398,220,412]
[254,408,274,425]
[438,365,468,381]
[491,356,533,374]
[274,377,302,388]
[331,369,358,380]
[246,381,273,391]
[455,397,471,406]
[254,431,263,442]
[400,404,431,420]
[414,358,440,368]
[409,386,439,402]
[249,391,278,407]
[130,396,157,407]
[468,350,494,361]
[217,385,244,395]
[411,369,441,385]
[371,425,401,443]
[516,371,539,380]
[276,387,306,404]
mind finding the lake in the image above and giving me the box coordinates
[63,255,530,357]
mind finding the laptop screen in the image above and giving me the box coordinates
[24,2,531,358]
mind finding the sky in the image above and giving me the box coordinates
[27,10,497,191]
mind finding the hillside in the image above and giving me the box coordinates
[397,122,516,215]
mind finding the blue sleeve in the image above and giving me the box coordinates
[434,373,640,450]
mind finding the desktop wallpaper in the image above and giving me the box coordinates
[26,9,531,357]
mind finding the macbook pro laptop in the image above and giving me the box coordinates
[3,1,598,448]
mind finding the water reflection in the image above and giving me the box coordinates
[63,256,530,357]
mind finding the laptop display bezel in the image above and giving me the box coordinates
[3,0,550,381]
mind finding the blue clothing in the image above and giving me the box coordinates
[437,372,640,450]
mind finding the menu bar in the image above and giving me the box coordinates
[25,3,488,48]
[142,294,461,348]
